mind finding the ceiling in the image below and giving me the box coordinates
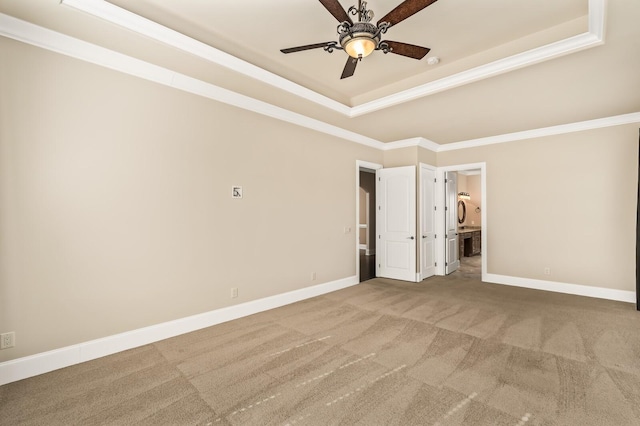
[1,0,639,145]
[106,0,587,103]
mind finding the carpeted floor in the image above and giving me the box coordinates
[1,272,640,425]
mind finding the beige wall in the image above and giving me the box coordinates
[457,174,481,227]
[0,38,383,361]
[466,175,482,226]
[418,146,437,166]
[383,146,418,168]
[438,124,638,291]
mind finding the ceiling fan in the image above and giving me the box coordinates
[281,0,437,79]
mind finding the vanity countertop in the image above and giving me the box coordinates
[458,227,481,234]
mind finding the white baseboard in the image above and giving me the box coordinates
[484,273,636,303]
[366,249,375,256]
[359,244,367,250]
[0,275,358,386]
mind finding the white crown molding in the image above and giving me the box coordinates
[381,137,440,151]
[418,138,442,152]
[381,137,421,150]
[62,0,606,118]
[0,13,384,151]
[589,0,607,40]
[1,12,635,156]
[484,273,635,304]
[0,275,359,386]
[435,112,640,152]
[350,32,603,117]
[61,0,352,116]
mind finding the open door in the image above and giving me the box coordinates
[420,166,436,280]
[445,171,460,274]
[376,166,416,282]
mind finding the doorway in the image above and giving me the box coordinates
[434,163,487,281]
[356,161,382,282]
[359,168,376,282]
[356,161,487,283]
[456,169,483,278]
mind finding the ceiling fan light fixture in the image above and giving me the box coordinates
[281,0,438,79]
[344,36,376,58]
[339,22,379,59]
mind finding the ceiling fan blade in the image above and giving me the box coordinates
[280,42,335,54]
[384,40,430,59]
[377,0,438,28]
[319,0,353,24]
[340,57,358,79]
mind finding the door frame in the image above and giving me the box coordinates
[435,162,487,280]
[356,160,383,282]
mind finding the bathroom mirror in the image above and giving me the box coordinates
[458,200,466,224]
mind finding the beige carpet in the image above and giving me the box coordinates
[2,272,640,425]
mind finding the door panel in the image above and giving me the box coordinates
[445,171,460,274]
[376,166,416,282]
[420,166,436,280]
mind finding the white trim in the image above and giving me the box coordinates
[351,31,603,117]
[437,112,640,152]
[61,0,606,117]
[589,0,607,40]
[485,273,635,304]
[381,137,441,152]
[418,138,442,152]
[382,138,421,150]
[386,111,640,152]
[359,244,367,250]
[0,275,358,386]
[0,13,384,151]
[1,13,636,155]
[60,0,351,116]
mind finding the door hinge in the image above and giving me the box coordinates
[435,262,437,267]
[445,262,448,266]
[434,178,437,183]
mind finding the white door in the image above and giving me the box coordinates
[445,171,460,274]
[420,166,436,280]
[376,166,416,282]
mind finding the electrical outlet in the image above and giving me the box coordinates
[1,332,15,349]
[544,267,551,275]
[231,287,238,298]
[311,272,317,281]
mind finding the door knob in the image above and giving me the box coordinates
[408,236,415,240]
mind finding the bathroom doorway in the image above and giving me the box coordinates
[357,162,380,282]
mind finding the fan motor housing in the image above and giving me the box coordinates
[338,22,380,52]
